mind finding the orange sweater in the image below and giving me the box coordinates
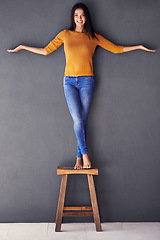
[44,29,123,76]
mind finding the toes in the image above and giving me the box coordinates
[83,166,88,169]
[83,164,91,169]
[74,164,83,170]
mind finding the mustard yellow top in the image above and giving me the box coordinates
[44,29,123,76]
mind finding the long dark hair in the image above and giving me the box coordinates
[70,2,99,40]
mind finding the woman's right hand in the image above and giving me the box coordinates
[7,45,47,55]
[7,45,24,53]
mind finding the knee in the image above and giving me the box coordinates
[73,116,83,127]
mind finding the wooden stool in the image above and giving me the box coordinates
[55,166,102,232]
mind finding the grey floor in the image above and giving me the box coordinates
[0,222,160,240]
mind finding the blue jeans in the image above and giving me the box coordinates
[63,75,95,158]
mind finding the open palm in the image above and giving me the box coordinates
[7,45,23,53]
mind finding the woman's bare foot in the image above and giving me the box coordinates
[82,154,91,168]
[74,158,83,169]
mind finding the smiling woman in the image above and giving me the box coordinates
[7,2,156,170]
[74,8,86,32]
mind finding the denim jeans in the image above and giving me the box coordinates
[63,75,95,158]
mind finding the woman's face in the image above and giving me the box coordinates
[74,8,86,29]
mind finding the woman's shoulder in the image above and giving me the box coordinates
[55,29,69,39]
[62,29,71,33]
[57,29,67,34]
[59,29,72,36]
[56,29,68,35]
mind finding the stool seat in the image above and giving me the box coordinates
[55,166,102,232]
[57,166,98,175]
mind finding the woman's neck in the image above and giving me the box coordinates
[74,27,86,33]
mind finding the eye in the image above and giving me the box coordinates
[74,13,85,16]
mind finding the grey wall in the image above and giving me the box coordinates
[0,0,160,222]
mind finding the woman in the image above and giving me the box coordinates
[7,3,156,169]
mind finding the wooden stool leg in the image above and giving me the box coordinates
[55,174,68,232]
[87,174,102,231]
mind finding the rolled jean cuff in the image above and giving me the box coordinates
[77,153,82,158]
[77,151,87,158]
[81,150,88,155]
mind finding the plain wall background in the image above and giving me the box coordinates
[0,0,160,222]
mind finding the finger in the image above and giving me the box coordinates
[148,49,156,52]
[7,49,17,52]
[144,48,156,52]
[141,46,153,52]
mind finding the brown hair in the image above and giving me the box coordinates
[70,2,99,40]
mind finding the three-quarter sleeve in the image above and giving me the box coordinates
[44,30,64,55]
[95,32,123,54]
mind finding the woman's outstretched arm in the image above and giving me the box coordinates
[123,45,156,53]
[95,33,156,54]
[7,45,47,55]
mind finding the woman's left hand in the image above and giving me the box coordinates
[139,45,156,52]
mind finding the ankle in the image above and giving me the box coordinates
[76,157,82,162]
[83,154,88,157]
[83,154,90,161]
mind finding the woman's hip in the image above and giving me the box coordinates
[63,75,95,88]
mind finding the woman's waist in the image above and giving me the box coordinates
[63,75,95,86]
[64,74,94,77]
